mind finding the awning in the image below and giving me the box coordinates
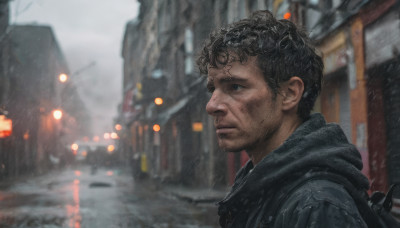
[156,94,193,125]
[310,0,370,40]
[155,76,206,126]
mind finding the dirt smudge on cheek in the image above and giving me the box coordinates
[245,96,264,118]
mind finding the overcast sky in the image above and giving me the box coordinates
[10,0,140,137]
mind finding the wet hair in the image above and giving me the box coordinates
[197,10,324,120]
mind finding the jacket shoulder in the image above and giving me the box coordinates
[272,179,368,228]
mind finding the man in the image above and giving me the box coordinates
[197,10,370,227]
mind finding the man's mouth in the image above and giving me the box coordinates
[215,125,235,134]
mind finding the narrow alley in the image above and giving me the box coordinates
[0,166,220,228]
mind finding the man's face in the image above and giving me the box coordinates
[206,56,283,153]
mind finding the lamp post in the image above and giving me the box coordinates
[48,108,64,168]
[55,62,96,165]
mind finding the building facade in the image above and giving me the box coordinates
[301,0,400,195]
[120,0,400,195]
[0,21,89,178]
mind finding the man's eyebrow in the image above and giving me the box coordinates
[219,76,247,83]
[206,76,247,88]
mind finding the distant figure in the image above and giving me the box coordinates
[197,10,374,227]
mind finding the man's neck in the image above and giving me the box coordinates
[248,115,303,165]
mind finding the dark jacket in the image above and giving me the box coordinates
[217,113,370,227]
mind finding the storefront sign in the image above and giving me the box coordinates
[0,115,12,138]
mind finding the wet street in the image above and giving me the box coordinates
[0,166,219,228]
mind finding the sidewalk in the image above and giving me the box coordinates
[161,183,229,204]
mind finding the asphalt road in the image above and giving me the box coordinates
[0,165,219,228]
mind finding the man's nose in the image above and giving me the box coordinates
[206,91,226,116]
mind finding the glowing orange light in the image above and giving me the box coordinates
[103,132,110,139]
[154,97,163,105]
[153,124,161,132]
[106,171,113,176]
[74,170,81,176]
[58,73,68,83]
[23,131,30,140]
[67,179,80,228]
[82,151,87,157]
[283,12,291,20]
[107,145,115,153]
[115,124,122,131]
[53,109,63,120]
[0,115,12,138]
[71,143,79,151]
[110,132,119,139]
[93,136,100,142]
[192,122,203,132]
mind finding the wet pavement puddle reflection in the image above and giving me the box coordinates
[66,177,81,228]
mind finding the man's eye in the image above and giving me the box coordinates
[231,84,243,91]
[207,86,215,93]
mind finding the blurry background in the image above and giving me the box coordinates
[0,0,399,227]
[9,0,139,136]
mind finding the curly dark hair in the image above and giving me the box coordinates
[197,10,324,120]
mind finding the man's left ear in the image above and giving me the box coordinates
[280,76,304,111]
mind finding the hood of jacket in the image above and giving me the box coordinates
[218,113,369,215]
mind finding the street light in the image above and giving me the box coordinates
[71,143,79,151]
[115,124,122,131]
[107,145,115,153]
[58,62,96,84]
[110,132,119,139]
[154,97,163,106]
[153,124,161,132]
[58,73,68,83]
[52,109,63,120]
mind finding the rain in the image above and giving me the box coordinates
[0,0,400,227]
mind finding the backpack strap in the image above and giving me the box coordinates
[382,184,398,212]
[370,184,400,228]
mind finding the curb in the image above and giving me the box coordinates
[162,186,227,204]
[168,191,223,204]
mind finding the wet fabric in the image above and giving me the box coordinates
[217,113,370,227]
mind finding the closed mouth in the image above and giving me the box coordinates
[215,125,235,134]
[215,125,233,129]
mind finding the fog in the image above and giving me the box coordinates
[10,0,139,136]
[1,0,399,227]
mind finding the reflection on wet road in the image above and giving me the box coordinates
[0,166,219,228]
[66,177,80,228]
